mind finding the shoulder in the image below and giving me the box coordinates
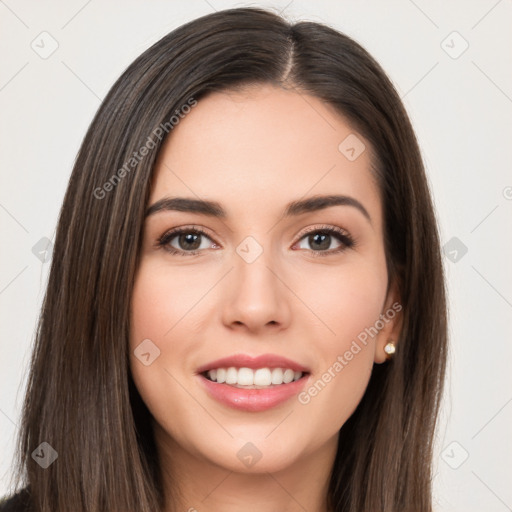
[0,487,32,512]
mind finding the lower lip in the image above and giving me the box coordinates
[197,373,310,412]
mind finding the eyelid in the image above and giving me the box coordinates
[297,224,351,238]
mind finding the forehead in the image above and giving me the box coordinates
[149,84,381,226]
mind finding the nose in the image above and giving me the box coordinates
[221,244,292,333]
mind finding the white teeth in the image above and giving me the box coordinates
[254,368,272,386]
[271,368,283,384]
[225,367,238,384]
[206,366,305,387]
[283,369,295,384]
[216,368,226,383]
[238,367,254,386]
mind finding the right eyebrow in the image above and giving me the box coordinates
[145,197,226,218]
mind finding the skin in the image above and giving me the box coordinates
[129,84,402,512]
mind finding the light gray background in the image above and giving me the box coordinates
[1,1,511,510]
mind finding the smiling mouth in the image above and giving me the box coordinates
[197,364,311,412]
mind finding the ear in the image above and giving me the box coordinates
[374,277,403,364]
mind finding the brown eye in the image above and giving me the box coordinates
[157,227,217,256]
[174,232,203,251]
[304,232,338,251]
[294,226,355,257]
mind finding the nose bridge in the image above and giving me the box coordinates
[222,233,291,329]
[233,233,281,297]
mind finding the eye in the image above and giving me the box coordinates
[293,225,356,257]
[156,224,356,257]
[156,226,219,256]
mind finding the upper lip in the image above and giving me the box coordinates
[196,353,310,374]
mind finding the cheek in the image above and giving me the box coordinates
[128,262,188,405]
[295,254,387,344]
[130,258,212,350]
[294,258,387,427]
[128,262,207,441]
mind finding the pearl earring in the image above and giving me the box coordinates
[384,341,396,359]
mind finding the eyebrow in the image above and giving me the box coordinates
[145,194,372,224]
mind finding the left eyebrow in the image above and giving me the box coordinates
[283,194,371,224]
[145,194,372,225]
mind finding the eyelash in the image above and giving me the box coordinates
[155,224,357,258]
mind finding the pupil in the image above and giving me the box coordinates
[310,233,330,250]
[180,233,201,250]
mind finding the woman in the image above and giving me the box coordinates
[1,6,447,511]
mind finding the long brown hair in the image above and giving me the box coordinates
[7,7,447,511]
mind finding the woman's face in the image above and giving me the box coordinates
[129,84,400,475]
